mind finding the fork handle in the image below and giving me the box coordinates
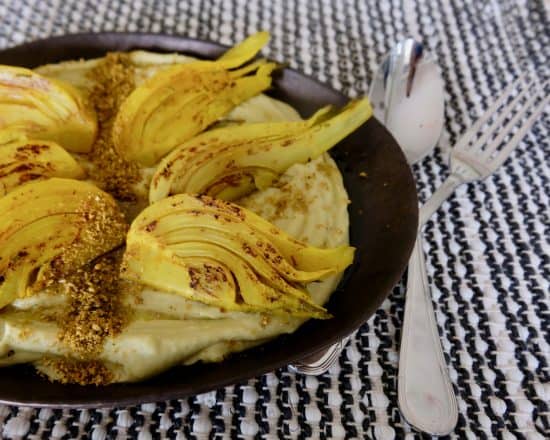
[398,173,462,435]
[398,234,458,435]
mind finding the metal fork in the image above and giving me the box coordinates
[398,76,549,435]
[289,76,548,432]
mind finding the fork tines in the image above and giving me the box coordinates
[454,76,549,174]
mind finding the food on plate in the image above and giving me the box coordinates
[122,193,354,318]
[150,98,372,202]
[112,31,277,166]
[0,65,97,152]
[0,178,127,309]
[0,134,85,195]
[0,32,371,385]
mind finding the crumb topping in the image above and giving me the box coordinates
[41,358,113,386]
[33,55,143,385]
[55,251,127,359]
[86,53,140,201]
[37,192,128,290]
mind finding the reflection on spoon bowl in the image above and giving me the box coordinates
[369,40,445,165]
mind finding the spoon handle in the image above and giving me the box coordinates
[398,234,458,435]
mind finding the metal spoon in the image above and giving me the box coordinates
[369,39,445,163]
[290,39,456,435]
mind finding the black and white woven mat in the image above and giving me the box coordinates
[0,0,548,438]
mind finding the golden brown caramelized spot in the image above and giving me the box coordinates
[188,267,200,290]
[159,166,172,179]
[41,358,113,386]
[188,263,228,295]
[198,194,246,220]
[12,144,50,161]
[242,243,257,257]
[87,53,140,201]
[55,251,128,358]
[0,161,51,180]
[215,173,245,188]
[144,220,158,232]
[18,173,45,184]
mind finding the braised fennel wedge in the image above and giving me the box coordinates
[0,65,97,152]
[0,178,128,309]
[121,194,355,318]
[0,133,85,196]
[112,31,278,166]
[149,98,372,202]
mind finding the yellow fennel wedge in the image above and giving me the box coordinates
[0,66,97,153]
[149,98,372,203]
[0,178,128,309]
[121,194,355,318]
[112,31,277,166]
[0,136,85,196]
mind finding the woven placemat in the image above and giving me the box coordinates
[0,0,548,438]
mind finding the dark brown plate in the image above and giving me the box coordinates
[0,33,417,408]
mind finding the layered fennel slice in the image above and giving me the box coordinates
[112,31,278,166]
[0,134,86,195]
[121,194,354,318]
[0,178,128,309]
[0,65,97,152]
[149,98,372,202]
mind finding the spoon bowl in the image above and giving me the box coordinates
[368,39,445,164]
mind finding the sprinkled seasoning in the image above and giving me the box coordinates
[37,192,128,291]
[86,53,140,201]
[41,358,113,386]
[55,251,127,359]
[36,56,143,385]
